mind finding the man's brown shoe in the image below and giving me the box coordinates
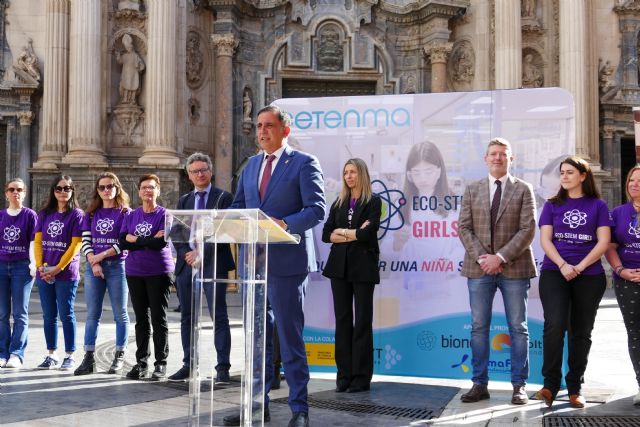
[511,385,529,405]
[534,387,554,407]
[569,393,586,408]
[460,384,490,403]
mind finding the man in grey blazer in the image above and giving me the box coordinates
[458,137,537,405]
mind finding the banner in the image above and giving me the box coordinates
[275,88,574,384]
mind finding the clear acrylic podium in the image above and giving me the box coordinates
[165,208,300,427]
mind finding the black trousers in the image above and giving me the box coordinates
[330,278,375,389]
[538,270,606,394]
[127,274,172,368]
[614,277,640,387]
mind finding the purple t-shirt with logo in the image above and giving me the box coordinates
[0,208,37,261]
[120,206,174,276]
[539,197,611,275]
[36,208,84,281]
[82,207,130,261]
[611,202,640,277]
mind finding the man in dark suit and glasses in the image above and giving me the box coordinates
[458,137,538,405]
[224,105,325,427]
[168,152,235,383]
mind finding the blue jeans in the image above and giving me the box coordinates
[84,259,130,351]
[467,274,530,386]
[0,259,34,361]
[37,278,79,353]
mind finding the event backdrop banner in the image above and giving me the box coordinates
[275,88,574,384]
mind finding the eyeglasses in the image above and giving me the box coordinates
[189,167,210,176]
[5,187,24,193]
[97,184,116,192]
[140,185,157,191]
[54,186,73,193]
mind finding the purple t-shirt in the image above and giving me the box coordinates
[120,206,174,276]
[611,202,640,277]
[36,208,84,281]
[0,208,37,262]
[539,197,611,275]
[82,207,130,261]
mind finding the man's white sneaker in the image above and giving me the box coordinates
[633,390,640,406]
[5,355,22,369]
[0,358,6,368]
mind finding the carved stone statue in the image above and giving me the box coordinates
[599,59,615,92]
[522,0,536,17]
[243,88,253,122]
[14,38,41,82]
[453,49,474,83]
[522,53,543,88]
[116,34,145,105]
[186,32,204,88]
[317,28,344,72]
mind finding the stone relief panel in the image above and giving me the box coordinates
[316,24,345,72]
[401,72,417,94]
[186,30,206,90]
[352,31,374,69]
[447,40,474,91]
[522,48,544,88]
[287,31,310,67]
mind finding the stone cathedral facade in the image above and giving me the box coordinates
[0,0,638,208]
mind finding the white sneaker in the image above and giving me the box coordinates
[0,358,6,368]
[5,355,22,369]
[634,390,640,406]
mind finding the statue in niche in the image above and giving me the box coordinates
[186,32,204,88]
[116,34,145,105]
[599,59,615,91]
[243,88,253,123]
[522,53,543,88]
[522,0,536,18]
[453,49,474,83]
[317,28,343,72]
[14,38,41,82]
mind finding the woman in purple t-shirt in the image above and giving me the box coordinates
[119,174,174,380]
[0,178,37,369]
[34,175,84,371]
[605,165,640,406]
[74,172,131,376]
[535,157,611,408]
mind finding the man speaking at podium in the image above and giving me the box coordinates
[225,105,325,427]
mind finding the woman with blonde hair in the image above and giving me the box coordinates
[75,172,131,376]
[322,158,381,393]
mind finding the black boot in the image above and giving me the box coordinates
[74,351,95,376]
[108,350,125,374]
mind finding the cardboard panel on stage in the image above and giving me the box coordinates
[275,89,575,384]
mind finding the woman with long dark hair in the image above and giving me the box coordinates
[74,172,131,376]
[0,179,37,369]
[34,175,84,370]
[605,165,640,405]
[535,156,611,408]
[322,158,381,393]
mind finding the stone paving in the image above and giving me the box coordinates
[1,287,639,426]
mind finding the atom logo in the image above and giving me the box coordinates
[417,331,436,351]
[3,225,20,243]
[383,344,402,370]
[47,220,64,238]
[134,221,153,237]
[372,179,405,240]
[562,209,587,229]
[95,218,114,235]
[629,221,640,239]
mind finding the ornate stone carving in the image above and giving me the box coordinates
[290,0,313,27]
[522,50,544,88]
[186,31,205,89]
[17,111,34,126]
[13,38,41,83]
[425,42,452,64]
[522,0,536,17]
[113,106,143,146]
[212,34,238,57]
[188,96,200,124]
[402,73,416,94]
[317,26,344,72]
[448,40,475,89]
[599,59,616,92]
[116,33,145,105]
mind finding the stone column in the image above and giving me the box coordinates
[34,0,70,169]
[425,42,452,93]
[601,126,615,171]
[559,0,589,158]
[17,112,33,187]
[212,33,237,192]
[64,0,106,165]
[139,0,180,166]
[494,0,522,89]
